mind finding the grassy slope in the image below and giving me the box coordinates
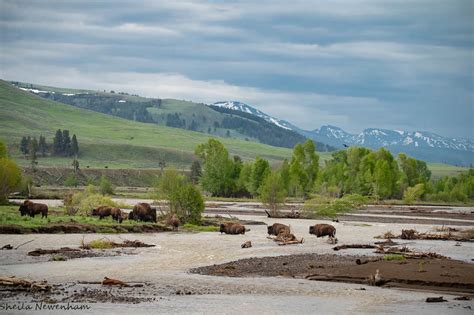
[0,80,298,167]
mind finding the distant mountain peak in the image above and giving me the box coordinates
[211,101,293,130]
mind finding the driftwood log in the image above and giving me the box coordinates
[0,276,51,292]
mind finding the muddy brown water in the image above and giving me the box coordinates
[1,214,473,314]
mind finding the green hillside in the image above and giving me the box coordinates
[10,81,336,150]
[0,80,300,168]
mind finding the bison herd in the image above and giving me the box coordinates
[17,200,337,243]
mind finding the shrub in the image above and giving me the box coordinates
[66,186,117,216]
[403,183,425,204]
[260,171,287,216]
[384,254,405,261]
[99,176,114,195]
[83,238,114,249]
[64,173,79,187]
[0,156,22,204]
[304,194,368,219]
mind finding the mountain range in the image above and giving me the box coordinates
[210,101,473,167]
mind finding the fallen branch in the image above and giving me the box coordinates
[0,276,51,292]
[333,244,378,251]
[277,238,304,246]
[15,239,34,250]
[102,276,127,286]
[426,296,447,303]
[28,247,81,256]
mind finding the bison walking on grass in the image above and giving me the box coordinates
[267,223,290,236]
[92,206,124,223]
[309,224,336,240]
[129,203,156,223]
[220,222,245,235]
[19,200,48,218]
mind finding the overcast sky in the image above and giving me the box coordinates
[1,0,472,138]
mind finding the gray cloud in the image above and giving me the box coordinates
[0,0,472,138]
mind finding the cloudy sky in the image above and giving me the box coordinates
[1,0,472,138]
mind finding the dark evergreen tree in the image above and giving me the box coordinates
[53,129,63,155]
[20,136,29,155]
[71,134,79,157]
[38,135,47,157]
[62,130,71,156]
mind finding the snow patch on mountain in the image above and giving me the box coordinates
[212,101,293,130]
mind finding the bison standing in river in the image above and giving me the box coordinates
[309,224,336,239]
[267,223,290,236]
[129,203,156,222]
[19,200,48,218]
[220,222,245,235]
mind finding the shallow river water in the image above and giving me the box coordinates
[1,215,473,314]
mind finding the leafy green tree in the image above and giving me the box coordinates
[398,153,431,187]
[260,171,287,216]
[250,156,270,196]
[195,138,236,197]
[279,159,290,192]
[0,141,22,203]
[288,139,319,196]
[155,169,204,224]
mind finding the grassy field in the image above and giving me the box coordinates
[0,80,294,168]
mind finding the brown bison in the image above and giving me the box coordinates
[92,205,112,219]
[166,213,180,231]
[220,222,245,235]
[129,203,156,222]
[309,224,336,239]
[19,200,48,218]
[267,223,290,236]
[110,207,124,223]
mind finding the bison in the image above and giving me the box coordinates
[267,223,290,236]
[309,224,336,239]
[129,203,156,222]
[19,200,48,218]
[166,213,180,231]
[92,205,112,219]
[110,207,124,223]
[220,222,245,235]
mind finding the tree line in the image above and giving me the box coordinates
[193,138,474,204]
[20,129,79,158]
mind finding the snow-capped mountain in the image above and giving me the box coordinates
[212,101,294,130]
[309,126,474,152]
[209,101,472,165]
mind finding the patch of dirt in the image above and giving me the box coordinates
[191,253,474,294]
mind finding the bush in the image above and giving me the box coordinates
[66,185,117,216]
[403,183,425,204]
[154,170,204,224]
[260,171,287,216]
[99,176,114,195]
[0,156,22,204]
[64,173,79,187]
[384,254,405,261]
[304,194,368,219]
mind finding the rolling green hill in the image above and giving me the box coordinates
[1,80,304,168]
[10,81,321,150]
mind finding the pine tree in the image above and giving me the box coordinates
[71,134,79,157]
[38,135,47,157]
[20,136,29,155]
[53,129,63,155]
[62,130,71,156]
